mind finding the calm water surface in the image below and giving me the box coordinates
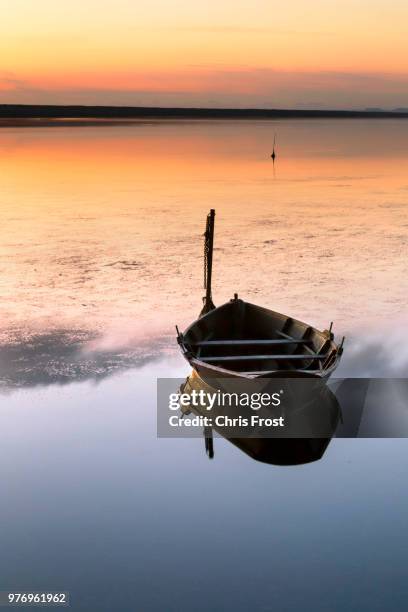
[0,120,407,611]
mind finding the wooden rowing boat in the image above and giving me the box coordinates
[177,210,344,380]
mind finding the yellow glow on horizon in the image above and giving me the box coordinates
[2,0,408,106]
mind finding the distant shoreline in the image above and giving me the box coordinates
[1,104,408,126]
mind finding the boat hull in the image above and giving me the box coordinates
[178,297,342,382]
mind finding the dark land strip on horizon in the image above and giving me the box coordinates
[1,104,408,126]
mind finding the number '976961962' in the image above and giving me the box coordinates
[0,592,69,606]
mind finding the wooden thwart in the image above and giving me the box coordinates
[193,339,313,347]
[200,354,327,362]
[242,370,321,375]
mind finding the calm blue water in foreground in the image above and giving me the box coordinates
[1,357,407,611]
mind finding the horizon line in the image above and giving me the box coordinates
[1,104,408,120]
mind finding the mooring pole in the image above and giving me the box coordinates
[205,209,215,306]
[201,209,216,315]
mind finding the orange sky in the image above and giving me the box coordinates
[2,0,408,108]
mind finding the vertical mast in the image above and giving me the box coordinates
[201,209,216,315]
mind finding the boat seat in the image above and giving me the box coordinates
[193,339,313,346]
[200,354,327,362]
[242,370,321,375]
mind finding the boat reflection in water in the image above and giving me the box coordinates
[179,370,341,466]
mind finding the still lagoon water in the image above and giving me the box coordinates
[0,119,407,610]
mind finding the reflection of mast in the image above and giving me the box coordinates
[204,426,214,459]
[271,133,276,161]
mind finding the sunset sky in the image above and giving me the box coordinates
[2,0,408,109]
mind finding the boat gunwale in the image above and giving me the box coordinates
[188,357,340,380]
